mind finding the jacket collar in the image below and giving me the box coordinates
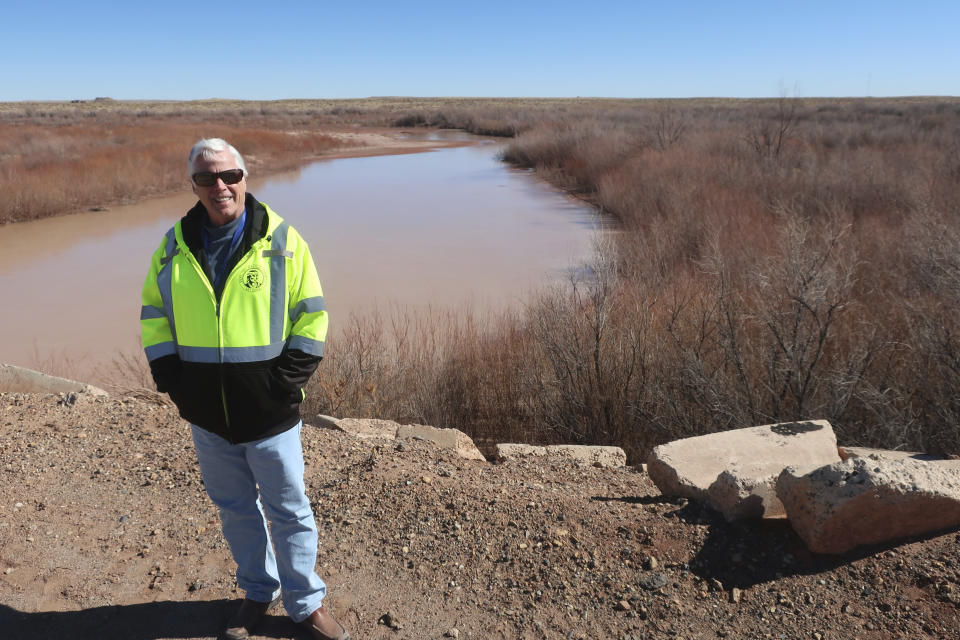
[180,193,268,254]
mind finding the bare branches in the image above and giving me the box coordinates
[745,94,800,162]
[297,98,960,460]
[655,110,687,150]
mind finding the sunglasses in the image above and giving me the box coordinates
[192,169,244,187]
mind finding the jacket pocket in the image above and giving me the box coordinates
[223,362,299,434]
[169,362,225,431]
[269,368,303,404]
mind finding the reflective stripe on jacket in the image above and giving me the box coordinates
[140,195,327,442]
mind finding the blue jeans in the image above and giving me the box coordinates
[191,422,326,622]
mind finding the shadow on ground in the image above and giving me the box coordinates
[0,600,299,640]
[591,495,671,506]
[664,500,940,590]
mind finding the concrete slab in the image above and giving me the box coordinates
[647,420,841,518]
[0,363,107,396]
[778,457,960,554]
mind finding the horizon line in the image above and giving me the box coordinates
[3,94,959,104]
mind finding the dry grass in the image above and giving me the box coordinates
[0,118,342,223]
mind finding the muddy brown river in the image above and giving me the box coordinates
[0,136,598,378]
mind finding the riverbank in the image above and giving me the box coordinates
[0,121,471,225]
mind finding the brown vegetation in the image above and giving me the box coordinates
[306,97,960,462]
[0,113,343,223]
[6,97,960,462]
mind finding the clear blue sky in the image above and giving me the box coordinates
[2,1,956,101]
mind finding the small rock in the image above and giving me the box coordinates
[730,588,742,603]
[445,629,459,639]
[616,599,632,611]
[379,611,402,630]
[639,573,669,591]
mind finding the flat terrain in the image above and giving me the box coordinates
[1,391,959,639]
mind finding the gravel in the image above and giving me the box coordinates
[1,390,959,639]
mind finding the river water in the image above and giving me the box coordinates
[0,135,599,377]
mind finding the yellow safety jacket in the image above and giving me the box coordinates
[140,195,327,442]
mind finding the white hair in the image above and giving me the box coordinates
[187,138,247,179]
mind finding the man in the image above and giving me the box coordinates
[140,138,349,640]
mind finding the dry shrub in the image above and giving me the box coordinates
[501,121,641,198]
[94,347,170,404]
[433,98,960,457]
[0,121,342,223]
[522,237,657,457]
[893,210,960,453]
[302,305,535,452]
[303,246,661,462]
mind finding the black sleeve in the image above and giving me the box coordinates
[148,354,182,393]
[272,349,322,393]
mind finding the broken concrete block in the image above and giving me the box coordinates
[313,414,341,430]
[544,445,627,469]
[495,443,627,468]
[0,363,107,396]
[707,462,820,521]
[646,420,840,511]
[495,443,548,461]
[397,424,486,461]
[777,456,960,554]
[332,417,400,440]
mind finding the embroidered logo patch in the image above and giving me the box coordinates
[241,267,264,291]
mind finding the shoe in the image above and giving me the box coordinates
[298,606,350,640]
[223,595,281,640]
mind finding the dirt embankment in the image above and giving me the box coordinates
[1,391,959,640]
[320,130,473,159]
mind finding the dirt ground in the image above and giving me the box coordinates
[320,130,475,159]
[1,391,959,640]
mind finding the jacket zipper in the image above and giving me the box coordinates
[183,241,235,441]
[215,241,264,442]
[181,231,266,442]
[216,297,231,440]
